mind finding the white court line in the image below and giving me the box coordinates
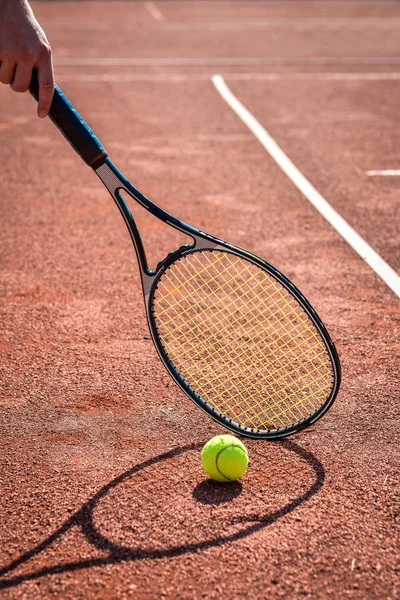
[41,18,400,31]
[145,1,164,22]
[177,0,400,3]
[212,75,400,298]
[139,18,400,30]
[56,74,189,82]
[225,72,400,81]
[367,170,400,176]
[54,72,400,83]
[55,57,400,67]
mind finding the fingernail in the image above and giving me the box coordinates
[38,110,47,118]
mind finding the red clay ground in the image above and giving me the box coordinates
[0,2,399,599]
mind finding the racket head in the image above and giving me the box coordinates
[146,241,341,440]
[94,160,340,439]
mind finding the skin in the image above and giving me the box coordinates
[0,0,54,117]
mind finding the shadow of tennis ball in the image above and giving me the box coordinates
[192,480,243,505]
[90,440,323,554]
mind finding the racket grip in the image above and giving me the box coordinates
[29,70,107,168]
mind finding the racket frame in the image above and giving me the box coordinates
[95,158,341,440]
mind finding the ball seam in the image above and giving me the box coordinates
[215,444,247,482]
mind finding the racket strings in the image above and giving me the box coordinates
[152,250,334,431]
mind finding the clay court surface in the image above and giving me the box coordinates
[1,1,399,598]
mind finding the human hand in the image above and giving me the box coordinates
[0,0,54,117]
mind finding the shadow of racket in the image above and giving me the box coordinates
[0,440,324,590]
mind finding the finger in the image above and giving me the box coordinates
[10,61,33,93]
[0,59,16,85]
[37,49,54,118]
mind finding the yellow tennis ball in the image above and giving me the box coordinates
[201,434,249,482]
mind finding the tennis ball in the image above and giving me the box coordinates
[201,434,248,482]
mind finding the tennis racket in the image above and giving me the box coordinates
[29,72,341,440]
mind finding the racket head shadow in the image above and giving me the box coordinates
[146,242,341,440]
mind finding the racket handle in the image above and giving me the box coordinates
[29,69,107,168]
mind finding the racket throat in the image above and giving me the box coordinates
[95,161,151,276]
